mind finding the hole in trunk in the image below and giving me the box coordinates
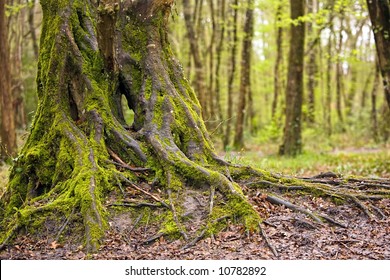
[121,95,134,127]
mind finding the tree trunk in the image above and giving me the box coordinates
[0,0,17,159]
[279,0,305,156]
[182,0,208,121]
[335,10,345,124]
[325,25,333,136]
[366,0,390,110]
[28,0,40,60]
[224,0,238,149]
[234,0,254,150]
[0,0,260,252]
[371,61,380,142]
[272,0,284,119]
[8,0,28,130]
[214,0,226,136]
[306,0,317,125]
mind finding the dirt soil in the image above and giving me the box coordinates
[1,190,389,260]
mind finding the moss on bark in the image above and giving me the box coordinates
[0,0,388,253]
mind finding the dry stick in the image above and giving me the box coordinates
[129,213,144,234]
[259,223,279,257]
[119,174,170,209]
[107,148,150,172]
[182,215,231,250]
[317,214,347,228]
[143,233,165,245]
[55,208,75,242]
[266,194,322,223]
[108,201,162,208]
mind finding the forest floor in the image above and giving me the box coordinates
[1,136,389,260]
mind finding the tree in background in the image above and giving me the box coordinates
[234,0,254,150]
[0,0,17,159]
[366,0,390,110]
[279,0,305,156]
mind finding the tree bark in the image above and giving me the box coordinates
[366,0,390,110]
[272,0,284,119]
[182,0,208,121]
[279,0,305,156]
[0,0,17,159]
[214,0,226,136]
[306,0,317,125]
[371,61,380,142]
[224,0,238,149]
[234,0,254,150]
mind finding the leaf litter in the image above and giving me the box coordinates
[1,190,389,260]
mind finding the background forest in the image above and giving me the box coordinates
[1,0,390,190]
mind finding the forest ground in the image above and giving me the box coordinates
[1,132,389,260]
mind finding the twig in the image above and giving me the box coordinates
[259,223,279,257]
[129,213,144,233]
[55,208,75,241]
[119,174,170,208]
[181,215,231,250]
[107,149,150,172]
[266,194,322,223]
[317,214,347,228]
[108,201,163,208]
[143,233,165,244]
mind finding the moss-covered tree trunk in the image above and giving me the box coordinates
[0,0,260,252]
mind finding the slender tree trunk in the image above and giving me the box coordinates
[272,0,284,119]
[8,0,27,130]
[0,0,17,159]
[28,0,39,59]
[371,61,380,142]
[366,0,390,110]
[325,26,333,136]
[335,11,345,124]
[306,0,317,125]
[207,0,216,127]
[214,0,226,136]
[279,0,305,156]
[234,0,254,150]
[224,0,238,149]
[183,0,208,120]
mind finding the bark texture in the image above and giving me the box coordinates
[367,0,390,110]
[0,0,17,159]
[279,0,305,156]
[234,0,254,150]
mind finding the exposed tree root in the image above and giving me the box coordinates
[259,223,279,257]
